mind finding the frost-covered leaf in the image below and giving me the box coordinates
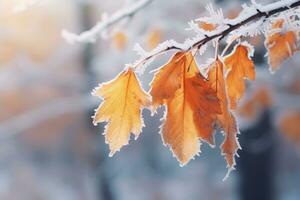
[150,52,221,165]
[265,19,298,72]
[93,68,150,156]
[198,22,216,32]
[224,42,255,109]
[208,59,240,172]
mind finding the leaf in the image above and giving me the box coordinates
[224,43,255,109]
[265,19,298,72]
[279,111,300,146]
[146,28,162,50]
[150,52,186,110]
[198,22,216,31]
[226,8,240,19]
[208,59,240,171]
[287,79,300,94]
[112,31,128,50]
[93,68,150,156]
[185,73,221,145]
[238,87,272,119]
[150,52,221,165]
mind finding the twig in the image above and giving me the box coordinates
[132,0,300,69]
[62,0,153,44]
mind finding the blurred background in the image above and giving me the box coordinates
[0,0,299,199]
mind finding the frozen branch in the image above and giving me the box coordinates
[132,0,300,70]
[62,0,153,44]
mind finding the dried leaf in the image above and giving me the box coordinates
[208,59,240,170]
[93,68,150,156]
[150,52,186,110]
[161,89,201,166]
[150,52,221,165]
[265,19,298,72]
[224,43,255,109]
[186,73,221,145]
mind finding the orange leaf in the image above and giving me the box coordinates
[198,22,216,31]
[150,52,187,110]
[93,68,150,156]
[238,87,272,119]
[186,73,221,145]
[265,19,298,72]
[224,43,255,109]
[208,59,240,170]
[279,111,300,146]
[150,52,221,165]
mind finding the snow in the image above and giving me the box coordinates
[259,0,299,12]
[132,40,185,74]
[205,3,224,25]
[229,19,266,39]
[241,41,255,57]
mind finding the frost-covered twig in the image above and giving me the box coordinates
[62,0,153,44]
[132,0,300,71]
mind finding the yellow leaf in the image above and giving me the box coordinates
[208,59,240,170]
[151,52,221,165]
[224,43,256,109]
[265,19,298,72]
[93,68,150,156]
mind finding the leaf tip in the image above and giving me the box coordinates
[109,151,115,157]
[223,166,235,181]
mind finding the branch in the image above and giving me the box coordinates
[132,0,300,69]
[62,0,153,44]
